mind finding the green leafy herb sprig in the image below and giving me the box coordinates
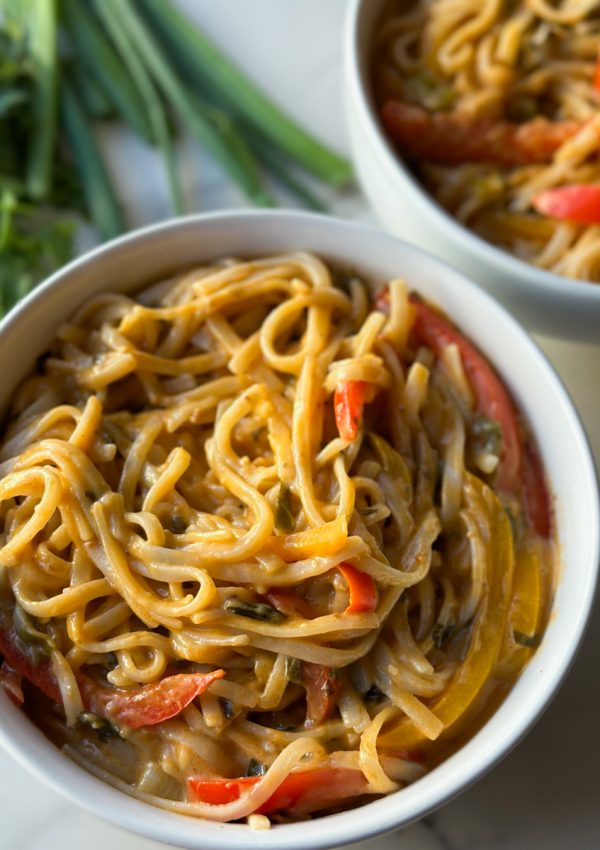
[0,0,353,318]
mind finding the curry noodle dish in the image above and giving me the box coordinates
[0,253,555,825]
[374,0,600,281]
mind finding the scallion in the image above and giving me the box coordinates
[91,0,184,216]
[274,482,295,533]
[103,0,274,207]
[224,598,287,624]
[61,0,154,143]
[60,81,124,241]
[139,0,353,186]
[25,0,58,200]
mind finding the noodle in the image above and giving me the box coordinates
[374,1,600,281]
[0,253,555,825]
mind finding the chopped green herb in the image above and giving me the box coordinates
[78,711,121,741]
[404,70,456,111]
[507,96,540,123]
[332,267,358,294]
[504,505,525,542]
[364,683,384,703]
[224,598,287,624]
[472,172,505,205]
[274,482,294,534]
[246,758,267,777]
[104,651,118,670]
[220,698,234,720]
[13,605,55,664]
[285,656,303,684]
[274,722,296,732]
[170,515,187,534]
[469,414,502,456]
[34,351,49,373]
[514,630,542,648]
[432,622,456,649]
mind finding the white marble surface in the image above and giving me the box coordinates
[2,2,600,848]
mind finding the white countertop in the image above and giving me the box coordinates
[2,2,599,848]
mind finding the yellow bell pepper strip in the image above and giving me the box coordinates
[380,475,514,749]
[268,514,347,561]
[497,546,543,678]
[187,767,371,816]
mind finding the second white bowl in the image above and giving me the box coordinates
[344,0,600,342]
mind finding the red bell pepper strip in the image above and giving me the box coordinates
[594,54,600,93]
[187,767,370,815]
[533,185,600,224]
[334,380,373,441]
[338,563,378,613]
[376,289,550,537]
[0,604,226,728]
[79,669,225,730]
[0,661,24,706]
[393,747,426,765]
[522,438,551,539]
[380,100,581,166]
[302,662,341,726]
[375,288,390,313]
[0,612,61,704]
[264,588,315,619]
[410,295,552,536]
[409,295,522,495]
[0,592,225,729]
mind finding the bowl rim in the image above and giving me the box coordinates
[0,208,598,850]
[344,0,600,303]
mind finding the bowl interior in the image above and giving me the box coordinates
[0,211,597,850]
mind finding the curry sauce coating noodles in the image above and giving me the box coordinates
[374,0,600,281]
[0,253,555,824]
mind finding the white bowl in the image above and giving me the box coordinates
[344,0,600,342]
[0,211,597,850]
